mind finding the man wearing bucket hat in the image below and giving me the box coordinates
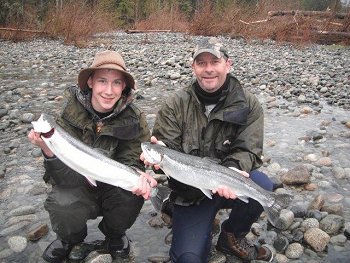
[141,37,274,262]
[28,50,157,263]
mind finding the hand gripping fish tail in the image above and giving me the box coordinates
[141,142,294,229]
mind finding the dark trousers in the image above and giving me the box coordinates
[44,183,144,244]
[170,170,273,263]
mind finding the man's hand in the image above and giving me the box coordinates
[212,185,237,199]
[140,136,161,170]
[212,169,249,199]
[228,166,249,178]
[27,129,54,158]
[132,171,157,200]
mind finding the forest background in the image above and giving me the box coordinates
[0,0,350,45]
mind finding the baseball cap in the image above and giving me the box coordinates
[192,37,229,60]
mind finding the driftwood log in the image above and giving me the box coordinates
[312,30,350,37]
[268,10,349,20]
[125,29,171,34]
[0,27,47,34]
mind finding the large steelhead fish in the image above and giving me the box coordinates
[141,142,293,229]
[31,113,141,191]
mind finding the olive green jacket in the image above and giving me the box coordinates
[152,74,264,202]
[43,86,150,187]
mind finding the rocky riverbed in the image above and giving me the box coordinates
[0,32,350,263]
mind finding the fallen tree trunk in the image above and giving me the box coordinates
[0,27,47,34]
[268,10,348,20]
[309,30,350,45]
[125,29,171,34]
[312,30,350,37]
[239,19,269,25]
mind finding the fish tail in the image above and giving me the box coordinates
[150,185,172,212]
[263,192,293,229]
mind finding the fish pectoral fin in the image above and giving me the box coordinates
[200,188,213,199]
[85,176,97,187]
[237,195,249,203]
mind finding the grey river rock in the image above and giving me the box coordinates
[0,32,350,263]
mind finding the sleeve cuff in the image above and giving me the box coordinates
[41,150,56,159]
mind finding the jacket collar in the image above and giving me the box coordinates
[189,74,249,125]
[75,87,134,119]
[61,86,135,129]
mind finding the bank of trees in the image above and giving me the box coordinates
[0,0,347,27]
[0,0,349,45]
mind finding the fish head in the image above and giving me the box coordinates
[31,114,53,134]
[141,142,163,165]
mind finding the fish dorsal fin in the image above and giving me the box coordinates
[200,188,213,199]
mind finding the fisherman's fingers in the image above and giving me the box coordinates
[224,187,237,199]
[140,152,155,167]
[228,166,249,178]
[140,176,150,198]
[131,185,144,198]
[28,130,43,146]
[136,175,147,194]
[150,136,158,144]
[214,186,237,200]
[240,171,249,178]
[151,136,167,147]
[142,174,157,200]
[27,129,37,143]
[133,174,153,199]
[144,173,157,187]
[140,152,146,162]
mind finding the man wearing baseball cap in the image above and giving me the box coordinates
[142,37,274,262]
[28,50,157,262]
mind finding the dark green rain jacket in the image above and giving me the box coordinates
[152,74,264,204]
[43,86,151,187]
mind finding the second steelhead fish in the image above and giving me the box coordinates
[141,142,293,229]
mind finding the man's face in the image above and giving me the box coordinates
[87,68,126,113]
[192,52,232,93]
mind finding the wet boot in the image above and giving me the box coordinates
[109,235,130,259]
[42,239,74,263]
[68,240,105,261]
[216,228,273,262]
[97,235,130,259]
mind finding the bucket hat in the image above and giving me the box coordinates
[78,50,135,91]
